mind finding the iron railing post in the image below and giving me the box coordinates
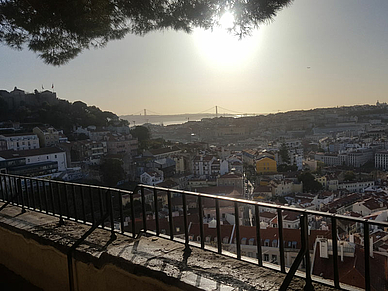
[153,188,159,236]
[167,190,174,240]
[182,193,189,246]
[215,199,222,254]
[71,185,77,220]
[364,221,371,291]
[141,187,147,232]
[80,186,86,223]
[57,183,64,226]
[108,190,117,240]
[198,196,204,248]
[118,191,124,234]
[255,205,263,266]
[277,208,285,272]
[303,213,313,291]
[331,217,340,288]
[234,202,241,260]
[17,178,26,213]
[130,190,136,238]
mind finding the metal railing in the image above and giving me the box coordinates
[0,173,387,291]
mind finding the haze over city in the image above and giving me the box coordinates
[1,0,388,115]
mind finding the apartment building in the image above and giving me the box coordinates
[0,133,40,151]
[375,150,388,170]
[33,126,60,147]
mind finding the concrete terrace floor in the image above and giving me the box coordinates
[0,203,339,291]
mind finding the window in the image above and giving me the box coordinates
[264,254,269,261]
[292,241,297,249]
[55,155,57,158]
[264,239,270,246]
[272,239,277,247]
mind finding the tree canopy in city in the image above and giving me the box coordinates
[0,0,293,65]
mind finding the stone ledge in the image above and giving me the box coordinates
[0,203,337,291]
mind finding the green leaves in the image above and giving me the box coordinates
[0,0,293,65]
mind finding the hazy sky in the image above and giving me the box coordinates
[1,0,388,116]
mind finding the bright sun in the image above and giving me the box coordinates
[219,11,235,29]
[193,12,262,66]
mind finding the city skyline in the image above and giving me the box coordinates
[1,0,388,116]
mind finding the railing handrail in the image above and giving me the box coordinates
[2,172,388,227]
[139,184,388,228]
[0,173,378,291]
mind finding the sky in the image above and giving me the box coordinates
[1,0,388,116]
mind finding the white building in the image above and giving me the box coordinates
[0,133,40,151]
[140,170,164,186]
[0,147,67,174]
[352,198,386,216]
[375,150,388,170]
[192,155,216,177]
[338,181,375,193]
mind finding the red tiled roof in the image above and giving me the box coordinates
[259,212,277,219]
[363,198,384,211]
[312,244,387,291]
[188,223,330,250]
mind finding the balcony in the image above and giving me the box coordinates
[0,173,386,291]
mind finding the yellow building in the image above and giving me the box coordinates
[256,157,277,174]
[315,175,327,189]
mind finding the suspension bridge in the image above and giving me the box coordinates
[126,106,258,117]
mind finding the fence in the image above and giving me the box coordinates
[0,173,387,291]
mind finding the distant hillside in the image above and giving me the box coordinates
[0,87,127,132]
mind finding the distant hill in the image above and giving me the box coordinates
[0,87,127,132]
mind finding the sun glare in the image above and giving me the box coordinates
[193,24,263,66]
[192,10,263,66]
[219,11,235,29]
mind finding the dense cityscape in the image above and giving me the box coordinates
[2,87,388,289]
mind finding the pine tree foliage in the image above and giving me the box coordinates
[0,0,293,65]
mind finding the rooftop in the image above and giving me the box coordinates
[0,147,64,159]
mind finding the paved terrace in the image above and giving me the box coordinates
[0,203,338,291]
